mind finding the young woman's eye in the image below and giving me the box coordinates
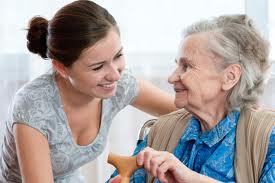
[114,53,123,60]
[92,64,103,71]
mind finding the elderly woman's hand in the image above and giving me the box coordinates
[136,147,195,183]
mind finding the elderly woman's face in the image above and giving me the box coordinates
[168,33,225,110]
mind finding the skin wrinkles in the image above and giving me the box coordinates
[169,33,228,131]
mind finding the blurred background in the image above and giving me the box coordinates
[0,0,274,182]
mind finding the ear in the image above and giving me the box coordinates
[222,64,242,91]
[52,60,68,78]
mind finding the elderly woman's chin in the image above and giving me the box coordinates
[173,88,189,108]
[174,96,188,109]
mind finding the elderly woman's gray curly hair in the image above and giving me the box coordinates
[183,14,271,112]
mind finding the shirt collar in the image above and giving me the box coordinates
[180,110,240,147]
[180,116,201,142]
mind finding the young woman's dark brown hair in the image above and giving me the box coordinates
[0,0,176,182]
[27,0,119,66]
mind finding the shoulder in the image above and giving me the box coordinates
[16,72,55,100]
[8,73,57,127]
[12,72,55,104]
[160,108,190,118]
[243,108,275,118]
[237,108,275,169]
[116,68,138,95]
[149,109,191,135]
[118,68,136,84]
[147,109,192,151]
[240,108,275,126]
[110,69,139,108]
[238,108,275,142]
[154,109,190,126]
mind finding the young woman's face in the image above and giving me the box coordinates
[65,30,125,99]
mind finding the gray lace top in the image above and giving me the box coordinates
[0,69,138,183]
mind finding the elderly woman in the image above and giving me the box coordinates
[109,14,275,183]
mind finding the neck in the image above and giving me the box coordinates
[186,98,228,132]
[55,74,101,108]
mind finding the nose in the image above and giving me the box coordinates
[168,69,181,84]
[106,63,121,82]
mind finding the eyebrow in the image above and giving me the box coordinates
[175,57,192,64]
[88,47,123,67]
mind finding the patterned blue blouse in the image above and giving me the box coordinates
[109,111,275,182]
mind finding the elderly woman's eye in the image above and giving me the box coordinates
[182,63,189,71]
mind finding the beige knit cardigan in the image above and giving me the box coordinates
[146,108,275,183]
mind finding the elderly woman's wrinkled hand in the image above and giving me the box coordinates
[136,147,195,183]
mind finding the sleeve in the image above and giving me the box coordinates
[111,68,139,111]
[8,87,50,139]
[259,127,275,182]
[106,136,148,183]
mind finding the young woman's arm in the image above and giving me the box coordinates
[131,79,177,116]
[14,124,54,183]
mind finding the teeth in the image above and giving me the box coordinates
[100,83,115,88]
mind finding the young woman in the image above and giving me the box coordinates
[0,1,176,182]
